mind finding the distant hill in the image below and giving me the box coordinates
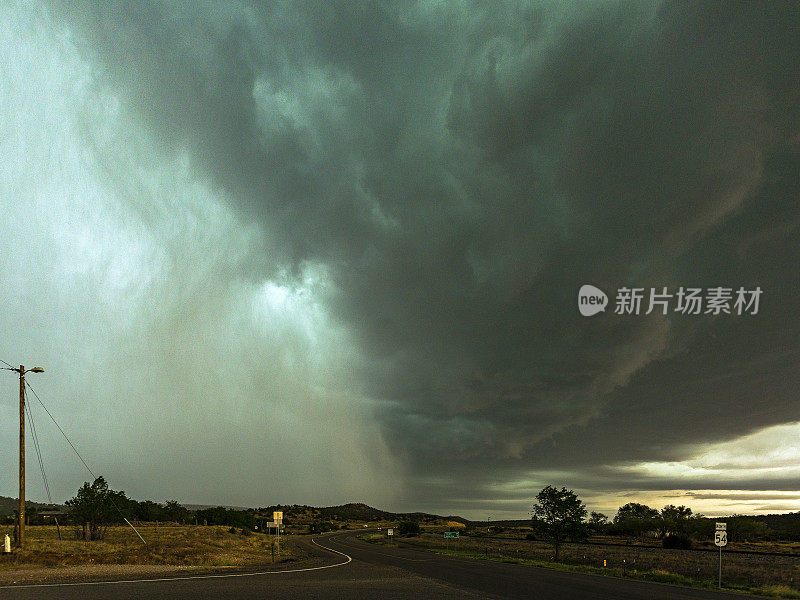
[0,496,64,517]
[479,519,531,528]
[245,502,469,526]
[316,503,468,525]
[0,496,468,526]
[182,503,251,511]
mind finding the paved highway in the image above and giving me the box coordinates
[1,532,764,599]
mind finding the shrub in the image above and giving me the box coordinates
[662,533,692,549]
[308,521,338,534]
[398,521,421,537]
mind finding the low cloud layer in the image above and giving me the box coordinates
[1,1,798,518]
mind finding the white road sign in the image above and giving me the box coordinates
[387,528,394,536]
[715,522,726,531]
[714,531,727,547]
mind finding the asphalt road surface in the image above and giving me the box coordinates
[1,532,765,599]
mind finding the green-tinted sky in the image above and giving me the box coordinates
[1,1,798,519]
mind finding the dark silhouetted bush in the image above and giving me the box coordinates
[398,521,421,536]
[662,533,692,549]
[308,521,338,534]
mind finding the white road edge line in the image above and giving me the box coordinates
[0,536,352,590]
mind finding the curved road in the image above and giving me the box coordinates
[2,532,764,599]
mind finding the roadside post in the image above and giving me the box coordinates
[387,528,393,545]
[715,522,727,587]
[274,511,283,558]
[486,517,490,557]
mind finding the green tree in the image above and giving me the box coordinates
[588,511,608,533]
[65,476,128,540]
[659,505,692,538]
[613,502,659,538]
[133,499,164,522]
[531,486,587,559]
[728,516,776,541]
[163,500,189,524]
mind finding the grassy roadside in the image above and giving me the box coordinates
[363,535,800,599]
[0,524,292,579]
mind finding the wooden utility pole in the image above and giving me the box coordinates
[18,365,25,549]
[0,364,44,550]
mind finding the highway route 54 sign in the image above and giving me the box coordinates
[715,522,727,547]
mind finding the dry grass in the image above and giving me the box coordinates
[0,525,289,569]
[395,533,800,595]
[588,535,800,556]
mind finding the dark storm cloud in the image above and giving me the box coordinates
[44,1,800,510]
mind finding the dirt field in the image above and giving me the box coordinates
[402,533,800,593]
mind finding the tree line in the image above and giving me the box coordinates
[55,477,274,540]
[530,485,792,558]
[12,478,796,546]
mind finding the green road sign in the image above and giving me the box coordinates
[444,531,460,538]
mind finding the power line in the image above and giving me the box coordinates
[24,381,146,546]
[0,358,15,369]
[25,381,96,480]
[25,398,52,504]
